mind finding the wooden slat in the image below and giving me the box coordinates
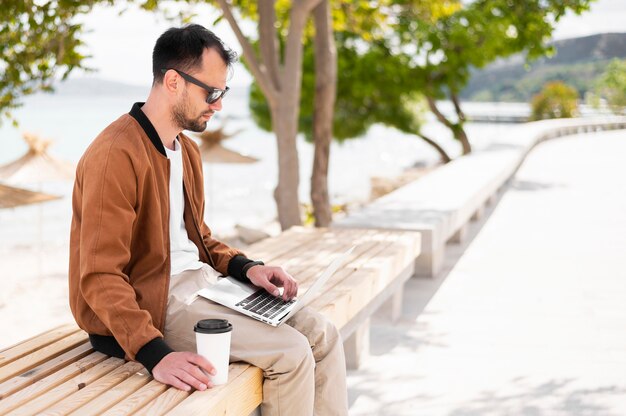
[0,325,80,368]
[0,342,93,400]
[40,361,144,416]
[279,229,388,294]
[245,226,317,261]
[308,239,396,317]
[165,364,263,416]
[269,237,359,286]
[0,332,88,384]
[247,227,368,268]
[131,386,190,416]
[6,357,124,416]
[249,228,372,288]
[247,227,332,268]
[0,352,107,415]
[0,324,77,354]
[68,368,151,416]
[100,380,168,416]
[311,235,416,328]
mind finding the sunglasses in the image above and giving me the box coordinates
[161,68,229,104]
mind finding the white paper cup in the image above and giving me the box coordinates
[194,319,233,385]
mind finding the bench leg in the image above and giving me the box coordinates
[414,229,445,278]
[344,319,370,370]
[449,223,468,244]
[380,286,404,323]
[415,245,445,278]
[247,408,262,416]
[471,205,485,221]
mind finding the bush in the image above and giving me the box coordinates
[595,58,626,115]
[530,81,579,120]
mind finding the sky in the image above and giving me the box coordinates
[77,0,626,87]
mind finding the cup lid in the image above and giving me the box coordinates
[194,319,233,334]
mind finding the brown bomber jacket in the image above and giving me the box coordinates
[69,103,256,372]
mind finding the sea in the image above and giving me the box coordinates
[0,83,525,248]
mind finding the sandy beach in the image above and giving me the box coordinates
[0,243,74,349]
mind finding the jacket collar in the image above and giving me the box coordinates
[129,102,167,156]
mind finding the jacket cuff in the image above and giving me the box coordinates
[242,260,265,279]
[228,255,254,282]
[136,337,175,373]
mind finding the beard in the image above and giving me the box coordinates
[171,91,213,132]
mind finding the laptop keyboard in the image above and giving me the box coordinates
[236,290,296,319]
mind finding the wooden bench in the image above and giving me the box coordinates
[334,116,626,277]
[0,226,420,415]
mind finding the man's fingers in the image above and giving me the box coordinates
[187,352,216,376]
[288,279,298,299]
[184,363,212,387]
[164,374,192,392]
[282,278,295,300]
[276,269,298,300]
[261,280,280,297]
[248,265,297,298]
[176,368,209,391]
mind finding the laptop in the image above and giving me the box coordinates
[198,246,355,326]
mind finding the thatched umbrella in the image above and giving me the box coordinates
[0,132,74,184]
[194,124,259,164]
[0,133,74,276]
[0,183,61,209]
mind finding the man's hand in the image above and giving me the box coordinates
[152,351,216,391]
[247,265,298,301]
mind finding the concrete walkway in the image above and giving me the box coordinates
[347,129,626,415]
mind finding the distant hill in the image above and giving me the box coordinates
[461,33,626,102]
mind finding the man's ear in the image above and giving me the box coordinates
[162,70,180,94]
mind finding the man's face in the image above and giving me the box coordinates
[171,48,228,132]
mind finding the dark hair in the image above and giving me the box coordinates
[152,24,237,84]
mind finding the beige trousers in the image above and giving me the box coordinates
[163,265,348,416]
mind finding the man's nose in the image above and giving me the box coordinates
[209,98,222,112]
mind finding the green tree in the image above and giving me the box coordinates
[392,0,592,154]
[595,58,626,115]
[250,35,451,162]
[530,81,579,120]
[224,1,396,227]
[248,2,455,210]
[0,0,104,125]
[212,0,340,229]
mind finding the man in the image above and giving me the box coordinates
[69,24,348,415]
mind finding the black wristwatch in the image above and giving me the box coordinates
[242,260,265,279]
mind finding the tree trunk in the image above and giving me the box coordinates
[416,132,452,164]
[450,92,471,154]
[271,101,302,229]
[426,95,472,155]
[310,0,336,227]
[456,126,472,155]
[218,0,323,230]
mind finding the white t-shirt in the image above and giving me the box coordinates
[165,138,205,276]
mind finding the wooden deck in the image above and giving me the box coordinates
[0,227,420,415]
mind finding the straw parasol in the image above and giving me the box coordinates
[194,124,259,164]
[0,183,61,209]
[0,132,74,277]
[0,132,74,184]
